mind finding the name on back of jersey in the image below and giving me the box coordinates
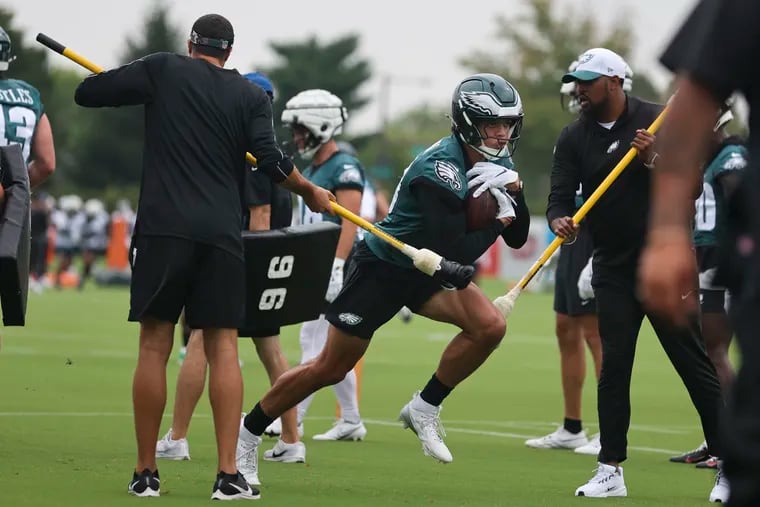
[0,88,34,105]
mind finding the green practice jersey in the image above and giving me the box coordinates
[693,140,747,247]
[298,150,365,226]
[366,134,514,268]
[0,78,44,163]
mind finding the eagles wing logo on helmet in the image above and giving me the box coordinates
[434,160,463,191]
[460,91,502,117]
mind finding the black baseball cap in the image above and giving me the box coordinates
[190,14,234,50]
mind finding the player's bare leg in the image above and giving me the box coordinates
[156,330,205,461]
[253,337,301,444]
[172,330,207,439]
[702,311,734,393]
[398,283,505,463]
[203,328,243,475]
[133,318,174,473]
[418,283,505,387]
[237,327,368,484]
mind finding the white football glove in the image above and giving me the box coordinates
[325,257,345,302]
[490,187,517,220]
[467,161,520,198]
[577,256,594,301]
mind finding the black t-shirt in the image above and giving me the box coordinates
[660,0,760,279]
[547,96,663,276]
[244,165,293,230]
[74,52,294,257]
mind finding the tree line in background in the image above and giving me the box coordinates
[2,0,667,212]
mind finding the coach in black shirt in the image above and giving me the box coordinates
[74,14,333,499]
[547,47,723,499]
[640,1,760,505]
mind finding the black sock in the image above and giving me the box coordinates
[419,374,453,407]
[243,402,274,436]
[564,417,582,434]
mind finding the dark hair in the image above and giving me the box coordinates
[190,14,234,58]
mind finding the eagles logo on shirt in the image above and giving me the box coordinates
[339,165,363,183]
[434,160,463,191]
[723,152,747,170]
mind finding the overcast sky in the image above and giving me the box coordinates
[9,0,697,133]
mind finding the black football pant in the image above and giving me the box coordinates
[594,278,723,464]
[724,287,760,507]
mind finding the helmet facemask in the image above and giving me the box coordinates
[0,28,15,71]
[457,110,523,161]
[281,89,348,161]
[451,75,524,161]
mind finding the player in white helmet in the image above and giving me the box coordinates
[258,90,368,460]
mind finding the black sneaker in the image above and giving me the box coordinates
[669,442,709,464]
[696,456,719,469]
[128,468,160,497]
[211,471,260,501]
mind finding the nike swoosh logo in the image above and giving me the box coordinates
[581,300,590,305]
[228,482,251,494]
[271,450,288,458]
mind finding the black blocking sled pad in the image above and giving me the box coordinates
[0,144,30,326]
[242,222,340,330]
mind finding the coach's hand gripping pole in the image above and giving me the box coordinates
[493,105,670,318]
[36,33,475,290]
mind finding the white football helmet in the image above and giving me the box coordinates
[281,89,348,160]
[59,194,83,213]
[84,198,105,216]
[561,55,633,114]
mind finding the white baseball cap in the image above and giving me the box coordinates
[562,48,627,83]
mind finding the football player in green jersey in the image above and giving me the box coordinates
[237,74,529,479]
[669,100,745,469]
[694,101,743,393]
[0,27,55,186]
[265,89,369,451]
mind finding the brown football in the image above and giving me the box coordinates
[465,187,499,231]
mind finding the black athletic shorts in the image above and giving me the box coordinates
[554,225,596,316]
[129,235,245,329]
[697,245,728,314]
[238,327,280,339]
[325,241,443,339]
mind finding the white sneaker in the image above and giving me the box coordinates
[263,417,304,439]
[574,433,602,456]
[155,429,190,460]
[312,419,367,441]
[398,392,453,464]
[236,426,262,486]
[263,439,306,463]
[709,461,730,503]
[575,463,627,497]
[525,426,589,449]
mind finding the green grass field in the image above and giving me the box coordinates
[0,279,720,506]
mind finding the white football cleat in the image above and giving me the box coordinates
[575,462,627,497]
[574,433,601,456]
[263,417,304,439]
[236,426,262,486]
[155,429,190,460]
[525,426,589,449]
[312,419,367,441]
[709,461,730,503]
[263,439,306,463]
[399,392,453,464]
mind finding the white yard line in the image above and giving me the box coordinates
[0,412,690,454]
